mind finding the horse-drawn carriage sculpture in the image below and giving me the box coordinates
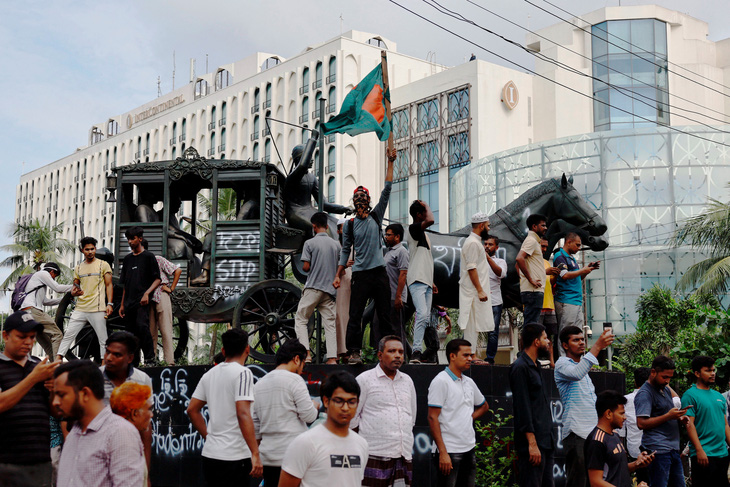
[55,146,608,363]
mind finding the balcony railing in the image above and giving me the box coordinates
[218,118,226,127]
[143,148,150,156]
[218,144,226,152]
[263,99,271,109]
[327,103,336,114]
[207,148,216,156]
[169,138,176,146]
[326,74,336,84]
[251,133,259,141]
[262,127,270,137]
[299,114,309,123]
[312,79,322,90]
[134,151,141,159]
[208,121,216,130]
[299,85,309,95]
[312,109,321,119]
[179,134,186,142]
[251,104,260,114]
[326,134,336,143]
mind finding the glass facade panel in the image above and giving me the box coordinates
[418,171,439,231]
[448,132,469,165]
[592,19,669,130]
[390,179,409,225]
[447,89,469,123]
[393,110,409,140]
[417,99,439,132]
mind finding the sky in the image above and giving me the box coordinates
[0,0,728,300]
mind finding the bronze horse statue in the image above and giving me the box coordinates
[424,174,607,309]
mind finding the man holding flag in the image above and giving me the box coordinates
[327,53,397,365]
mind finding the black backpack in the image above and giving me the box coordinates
[10,273,43,312]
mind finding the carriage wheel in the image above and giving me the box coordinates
[232,279,312,363]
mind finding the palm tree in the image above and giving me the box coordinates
[0,220,75,290]
[673,196,730,294]
[195,188,238,236]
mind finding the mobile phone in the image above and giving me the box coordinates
[683,404,694,409]
[603,322,612,333]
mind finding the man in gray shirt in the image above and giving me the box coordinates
[295,212,342,364]
[384,223,409,346]
[334,148,396,365]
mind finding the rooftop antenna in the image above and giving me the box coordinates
[157,76,162,97]
[190,58,195,83]
[340,13,344,34]
[172,50,176,91]
[205,54,208,73]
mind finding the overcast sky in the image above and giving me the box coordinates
[0,0,727,300]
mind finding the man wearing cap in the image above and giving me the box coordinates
[0,311,62,487]
[334,148,397,365]
[458,213,495,351]
[19,262,78,358]
[283,144,351,240]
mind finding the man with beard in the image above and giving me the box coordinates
[516,214,549,324]
[334,148,397,365]
[510,323,556,487]
[585,390,653,487]
[458,213,495,351]
[681,355,730,486]
[555,326,615,487]
[428,339,490,487]
[53,360,145,487]
[353,335,417,486]
[483,236,507,365]
[280,371,369,486]
[0,311,61,487]
[119,226,160,366]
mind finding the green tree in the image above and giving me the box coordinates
[673,196,730,294]
[0,219,75,289]
[196,188,238,236]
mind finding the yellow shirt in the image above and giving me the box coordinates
[518,231,546,293]
[542,260,555,310]
[73,259,112,312]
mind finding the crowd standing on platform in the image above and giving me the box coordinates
[6,167,730,487]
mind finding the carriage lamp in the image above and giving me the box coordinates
[105,172,118,203]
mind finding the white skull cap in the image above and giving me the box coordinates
[471,212,490,224]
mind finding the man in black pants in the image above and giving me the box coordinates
[119,226,160,366]
[334,148,396,365]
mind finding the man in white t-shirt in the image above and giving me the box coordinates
[280,371,369,487]
[253,340,319,487]
[484,236,508,364]
[187,328,262,485]
[428,338,490,487]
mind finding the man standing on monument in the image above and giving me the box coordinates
[554,232,599,331]
[334,148,397,365]
[516,214,551,324]
[484,236,507,364]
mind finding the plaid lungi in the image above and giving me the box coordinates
[362,455,413,487]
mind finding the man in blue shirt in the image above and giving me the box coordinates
[553,233,599,331]
[634,355,690,487]
[555,326,614,487]
[334,148,396,365]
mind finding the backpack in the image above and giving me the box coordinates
[10,273,43,312]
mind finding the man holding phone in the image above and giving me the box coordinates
[681,355,730,486]
[553,233,599,333]
[634,356,688,487]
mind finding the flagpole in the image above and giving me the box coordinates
[380,50,394,156]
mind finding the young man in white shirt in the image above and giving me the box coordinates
[428,338,490,487]
[280,371,369,487]
[253,340,319,487]
[19,262,77,358]
[483,236,508,364]
[187,328,262,486]
[353,335,417,486]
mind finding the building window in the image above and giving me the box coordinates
[327,177,335,203]
[327,146,336,173]
[447,88,469,123]
[327,56,336,84]
[253,142,259,160]
[417,98,439,132]
[195,79,209,99]
[392,109,409,139]
[211,105,217,126]
[264,139,271,163]
[221,128,226,152]
[389,149,410,224]
[591,19,669,131]
[327,86,336,114]
[261,56,281,70]
[418,141,439,173]
[215,69,232,90]
[107,120,119,136]
[302,127,309,144]
[172,146,177,159]
[181,118,187,141]
[253,116,260,138]
[91,127,104,144]
[221,101,227,125]
[265,83,272,108]
[367,37,387,49]
[301,67,310,95]
[314,62,323,89]
[448,132,470,165]
[418,171,439,231]
[301,97,309,123]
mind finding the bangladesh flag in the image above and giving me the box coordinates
[321,63,391,141]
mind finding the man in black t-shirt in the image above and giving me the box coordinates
[585,390,653,487]
[119,226,161,366]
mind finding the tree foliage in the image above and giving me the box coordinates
[475,409,517,487]
[0,220,75,290]
[614,284,730,393]
[673,196,730,295]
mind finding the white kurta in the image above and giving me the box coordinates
[458,232,495,334]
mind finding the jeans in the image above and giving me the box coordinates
[486,304,503,361]
[563,433,586,487]
[263,465,281,486]
[648,450,685,487]
[691,455,729,486]
[202,456,251,487]
[516,448,554,487]
[346,267,393,353]
[435,449,476,487]
[409,282,433,353]
[520,292,544,325]
[0,461,52,487]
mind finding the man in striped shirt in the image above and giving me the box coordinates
[555,326,614,487]
[187,328,262,486]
